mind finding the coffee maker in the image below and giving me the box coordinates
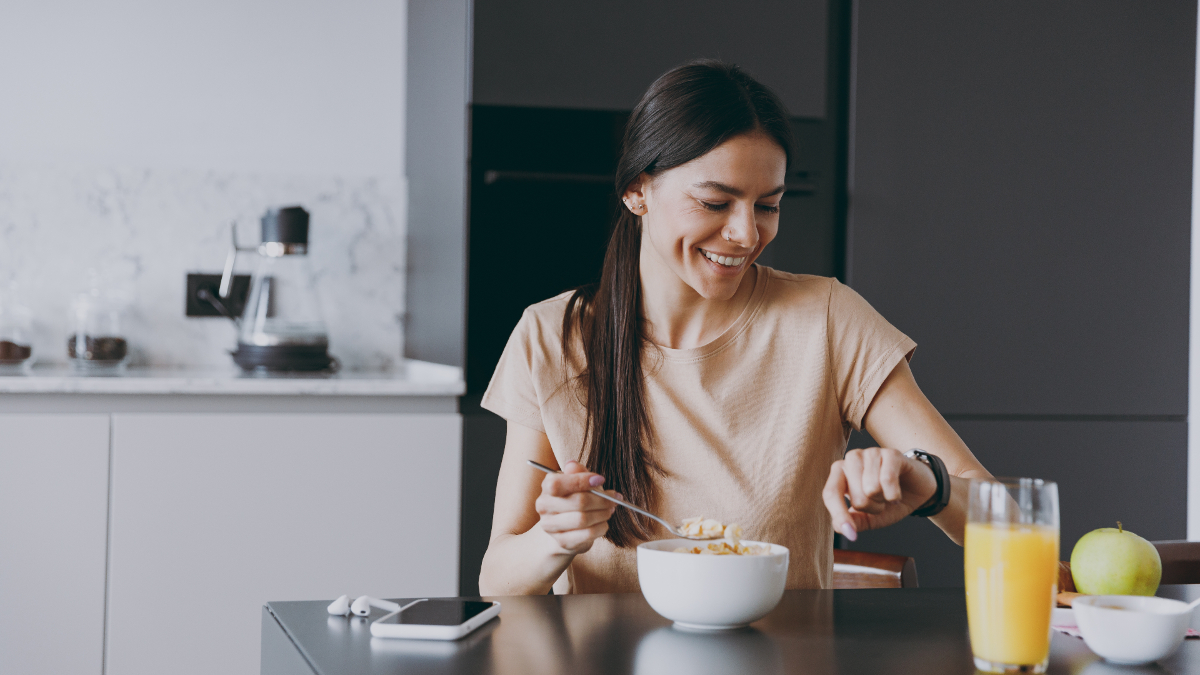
[212,206,335,372]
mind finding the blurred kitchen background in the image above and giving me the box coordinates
[1,1,1196,674]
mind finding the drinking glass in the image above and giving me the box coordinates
[965,478,1060,673]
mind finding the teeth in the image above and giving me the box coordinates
[701,250,746,267]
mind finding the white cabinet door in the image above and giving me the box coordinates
[0,414,110,675]
[106,413,461,675]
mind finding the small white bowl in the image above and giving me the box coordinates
[1074,595,1193,665]
[636,539,788,630]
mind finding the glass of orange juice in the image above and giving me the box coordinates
[965,478,1060,673]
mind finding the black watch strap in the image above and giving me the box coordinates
[905,449,951,517]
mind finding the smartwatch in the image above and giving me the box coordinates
[903,449,951,517]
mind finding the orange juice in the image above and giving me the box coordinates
[964,522,1059,667]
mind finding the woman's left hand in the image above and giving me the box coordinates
[821,447,939,542]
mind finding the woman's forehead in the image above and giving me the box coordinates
[662,132,787,193]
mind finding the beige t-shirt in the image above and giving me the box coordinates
[481,267,916,593]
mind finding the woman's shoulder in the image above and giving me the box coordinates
[515,290,576,336]
[757,267,883,321]
[505,290,587,360]
[757,266,839,309]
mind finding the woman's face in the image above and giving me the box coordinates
[630,131,787,301]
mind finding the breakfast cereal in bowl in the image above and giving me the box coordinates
[638,517,788,629]
[672,517,771,556]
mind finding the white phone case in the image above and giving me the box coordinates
[369,600,501,640]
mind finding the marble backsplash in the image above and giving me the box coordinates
[0,164,406,370]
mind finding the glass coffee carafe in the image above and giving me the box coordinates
[215,206,334,372]
[0,287,35,374]
[68,274,129,373]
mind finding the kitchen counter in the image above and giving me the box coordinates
[0,360,463,395]
[0,360,464,413]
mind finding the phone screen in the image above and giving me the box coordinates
[378,600,495,626]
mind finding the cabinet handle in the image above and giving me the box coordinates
[482,170,817,195]
[483,170,612,186]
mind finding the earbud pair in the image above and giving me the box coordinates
[327,594,401,617]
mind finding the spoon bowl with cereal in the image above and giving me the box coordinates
[527,460,725,541]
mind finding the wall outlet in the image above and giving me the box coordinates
[186,273,251,318]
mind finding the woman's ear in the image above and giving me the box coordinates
[621,174,649,215]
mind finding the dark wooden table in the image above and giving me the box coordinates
[262,587,1200,675]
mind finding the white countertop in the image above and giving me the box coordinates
[0,360,464,396]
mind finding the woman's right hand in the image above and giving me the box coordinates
[535,460,619,555]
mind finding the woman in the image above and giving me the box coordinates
[478,61,992,596]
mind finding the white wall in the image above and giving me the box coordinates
[0,0,405,176]
[0,1,409,369]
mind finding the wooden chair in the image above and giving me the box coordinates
[1058,540,1200,592]
[833,549,919,589]
[1153,540,1200,584]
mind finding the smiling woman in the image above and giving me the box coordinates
[477,60,992,596]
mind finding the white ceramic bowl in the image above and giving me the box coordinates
[1074,595,1193,665]
[636,539,788,630]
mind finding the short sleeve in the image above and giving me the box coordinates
[827,279,917,430]
[480,309,550,433]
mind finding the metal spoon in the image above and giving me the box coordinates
[526,460,721,540]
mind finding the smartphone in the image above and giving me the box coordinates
[369,599,501,640]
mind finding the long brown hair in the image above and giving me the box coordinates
[563,60,794,547]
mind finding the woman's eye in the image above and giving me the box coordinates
[756,203,781,214]
[700,201,728,212]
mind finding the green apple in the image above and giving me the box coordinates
[1070,522,1162,596]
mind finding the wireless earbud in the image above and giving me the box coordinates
[351,595,401,616]
[328,594,401,617]
[327,595,353,616]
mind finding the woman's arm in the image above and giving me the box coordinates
[478,422,618,595]
[822,358,992,546]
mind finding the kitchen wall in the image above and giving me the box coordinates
[845,0,1195,586]
[0,0,408,369]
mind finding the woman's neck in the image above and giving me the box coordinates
[638,246,757,351]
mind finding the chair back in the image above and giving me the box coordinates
[1153,540,1200,585]
[833,549,919,589]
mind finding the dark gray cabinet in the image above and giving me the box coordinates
[846,0,1195,585]
[473,0,829,116]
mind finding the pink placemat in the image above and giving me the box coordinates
[1054,625,1200,639]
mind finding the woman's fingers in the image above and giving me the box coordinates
[535,460,617,553]
[547,521,609,552]
[840,451,875,512]
[825,448,919,538]
[822,461,861,541]
[859,448,883,505]
[879,449,904,502]
[845,448,909,513]
[544,460,604,497]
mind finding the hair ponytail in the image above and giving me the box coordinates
[563,60,794,547]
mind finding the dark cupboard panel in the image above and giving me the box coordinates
[846,419,1186,587]
[465,106,627,395]
[757,119,842,278]
[473,0,829,117]
[849,0,1194,416]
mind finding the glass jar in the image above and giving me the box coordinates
[0,297,34,374]
[68,289,128,373]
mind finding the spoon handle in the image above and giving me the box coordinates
[525,460,676,532]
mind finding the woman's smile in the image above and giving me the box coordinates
[698,248,748,268]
